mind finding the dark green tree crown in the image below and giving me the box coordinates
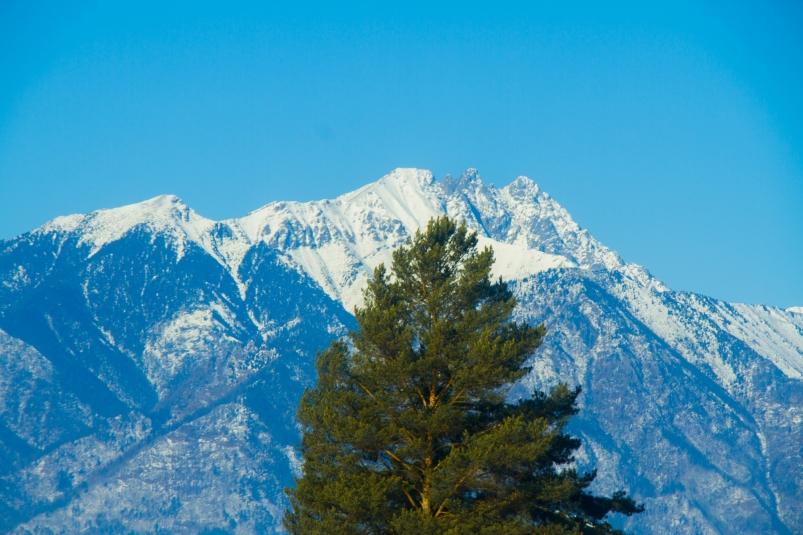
[285,216,643,535]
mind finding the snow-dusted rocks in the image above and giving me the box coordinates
[0,168,800,534]
[220,168,578,311]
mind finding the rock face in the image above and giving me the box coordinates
[0,168,801,534]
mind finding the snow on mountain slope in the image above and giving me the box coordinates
[0,329,93,452]
[27,168,800,381]
[226,169,446,310]
[443,170,623,270]
[9,167,801,534]
[217,166,802,385]
[506,268,796,535]
[1,208,356,533]
[34,194,221,262]
[610,275,803,382]
[476,235,576,280]
[22,169,627,315]
[219,169,585,310]
[722,303,803,378]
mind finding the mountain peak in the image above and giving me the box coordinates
[134,193,191,206]
[26,169,626,277]
[441,168,487,195]
[506,175,540,199]
[36,213,86,236]
[368,168,435,193]
[64,194,216,257]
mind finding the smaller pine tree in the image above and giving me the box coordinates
[285,216,642,535]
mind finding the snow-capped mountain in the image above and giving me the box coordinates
[1,169,800,534]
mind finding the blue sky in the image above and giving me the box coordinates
[1,1,801,307]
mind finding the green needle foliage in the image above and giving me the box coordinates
[285,216,643,535]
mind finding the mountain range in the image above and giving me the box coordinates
[1,168,801,534]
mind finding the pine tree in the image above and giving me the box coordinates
[285,216,643,535]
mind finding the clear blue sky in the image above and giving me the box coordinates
[1,1,801,307]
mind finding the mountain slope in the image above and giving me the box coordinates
[0,168,800,534]
[0,213,355,533]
